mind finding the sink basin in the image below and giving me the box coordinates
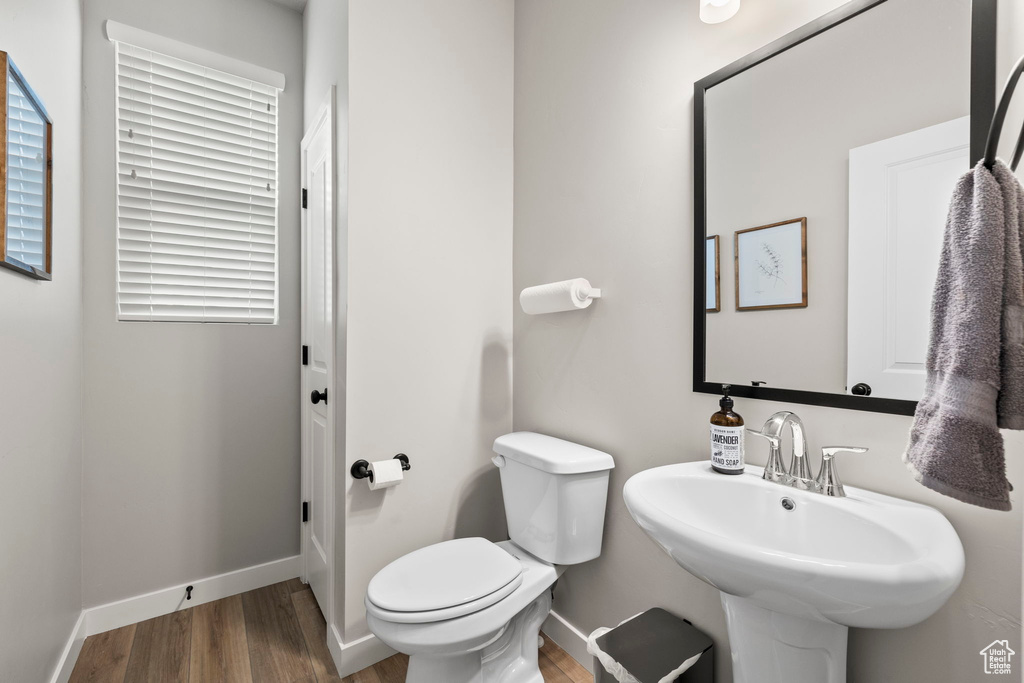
[623,462,964,683]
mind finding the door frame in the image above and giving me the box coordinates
[300,85,336,630]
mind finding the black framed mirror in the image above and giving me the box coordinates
[693,0,997,415]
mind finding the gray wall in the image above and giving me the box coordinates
[81,0,304,607]
[0,0,84,679]
[996,0,1024,168]
[342,0,515,641]
[513,0,1023,681]
[303,0,515,650]
[705,0,970,394]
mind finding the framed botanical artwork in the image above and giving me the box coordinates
[1,50,53,280]
[734,217,807,311]
[705,235,720,312]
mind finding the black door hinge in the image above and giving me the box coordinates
[302,501,309,523]
[302,345,309,366]
[301,188,307,209]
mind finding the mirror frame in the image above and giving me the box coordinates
[1,50,53,281]
[693,0,998,416]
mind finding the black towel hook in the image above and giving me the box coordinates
[983,53,1024,172]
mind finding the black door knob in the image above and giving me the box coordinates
[311,388,328,405]
[851,383,872,396]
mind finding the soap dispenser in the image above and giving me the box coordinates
[710,384,745,475]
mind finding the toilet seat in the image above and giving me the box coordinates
[366,537,525,624]
[366,573,524,624]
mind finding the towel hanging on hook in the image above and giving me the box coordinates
[983,53,1024,172]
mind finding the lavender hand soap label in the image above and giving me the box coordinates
[710,425,745,472]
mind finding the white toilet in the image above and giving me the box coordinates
[365,431,615,683]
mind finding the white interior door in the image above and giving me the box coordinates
[301,88,335,618]
[847,116,969,401]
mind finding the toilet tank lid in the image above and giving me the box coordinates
[493,432,615,474]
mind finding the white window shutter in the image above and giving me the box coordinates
[5,70,48,270]
[115,42,279,323]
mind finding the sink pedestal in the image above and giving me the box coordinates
[721,594,848,683]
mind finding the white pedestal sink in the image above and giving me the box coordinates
[623,462,964,683]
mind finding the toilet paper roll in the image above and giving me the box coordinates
[367,459,404,491]
[520,278,600,315]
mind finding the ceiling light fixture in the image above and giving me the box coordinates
[700,0,741,24]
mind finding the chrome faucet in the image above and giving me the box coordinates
[747,411,810,488]
[747,411,867,497]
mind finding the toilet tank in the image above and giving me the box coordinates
[492,432,614,565]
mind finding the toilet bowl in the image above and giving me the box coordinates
[364,432,615,683]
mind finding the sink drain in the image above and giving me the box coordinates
[780,497,796,511]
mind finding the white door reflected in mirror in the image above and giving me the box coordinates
[847,117,969,401]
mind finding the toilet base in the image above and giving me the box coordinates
[405,592,551,683]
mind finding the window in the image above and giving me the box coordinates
[1,50,52,280]
[115,41,279,323]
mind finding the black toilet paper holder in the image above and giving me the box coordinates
[351,454,411,482]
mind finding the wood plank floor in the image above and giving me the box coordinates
[70,579,334,683]
[342,633,592,683]
[70,579,592,683]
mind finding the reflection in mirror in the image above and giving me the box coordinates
[733,218,807,312]
[1,49,53,280]
[706,236,720,313]
[702,0,970,403]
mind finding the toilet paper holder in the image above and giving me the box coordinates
[351,454,411,482]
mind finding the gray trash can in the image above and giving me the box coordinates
[591,608,714,683]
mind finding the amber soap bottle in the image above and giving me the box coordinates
[710,384,745,474]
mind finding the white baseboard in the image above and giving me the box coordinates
[327,624,345,674]
[48,555,301,683]
[328,623,397,677]
[84,555,301,636]
[542,609,594,675]
[48,612,86,683]
[49,559,580,682]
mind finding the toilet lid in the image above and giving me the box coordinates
[367,537,523,613]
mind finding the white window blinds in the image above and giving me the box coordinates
[115,41,279,323]
[6,69,48,270]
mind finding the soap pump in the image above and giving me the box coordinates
[710,384,745,474]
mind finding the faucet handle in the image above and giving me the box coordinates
[747,429,788,483]
[815,446,868,497]
[822,446,868,458]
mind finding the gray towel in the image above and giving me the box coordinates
[996,161,1024,430]
[903,160,1024,511]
